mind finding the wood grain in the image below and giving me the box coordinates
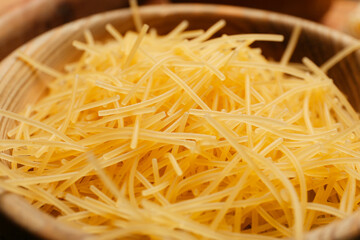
[0,3,359,240]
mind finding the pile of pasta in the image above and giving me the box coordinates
[1,12,360,240]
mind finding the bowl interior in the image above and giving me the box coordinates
[0,4,360,239]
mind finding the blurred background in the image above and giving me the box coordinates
[0,0,359,239]
[0,0,358,60]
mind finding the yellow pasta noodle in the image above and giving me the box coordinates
[1,6,360,240]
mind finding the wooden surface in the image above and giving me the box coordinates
[0,4,360,239]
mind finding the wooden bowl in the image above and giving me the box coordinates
[0,4,360,240]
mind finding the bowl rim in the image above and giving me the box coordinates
[0,3,359,240]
